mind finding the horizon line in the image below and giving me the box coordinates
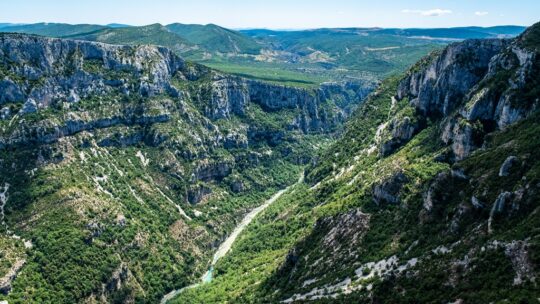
[0,21,532,31]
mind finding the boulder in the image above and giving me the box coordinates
[372,172,408,205]
[499,156,518,177]
[20,98,38,114]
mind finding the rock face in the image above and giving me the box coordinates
[187,184,212,204]
[397,39,508,117]
[191,160,234,182]
[372,172,408,205]
[0,33,374,146]
[0,259,25,295]
[320,209,370,249]
[394,30,540,160]
[422,170,467,213]
[0,33,184,107]
[203,76,374,133]
[379,116,418,156]
[499,156,518,177]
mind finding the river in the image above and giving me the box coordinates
[160,174,303,303]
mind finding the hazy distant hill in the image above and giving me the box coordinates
[0,18,536,304]
[172,21,540,304]
[0,22,107,37]
[241,25,527,40]
[165,23,262,54]
[377,25,527,39]
[65,23,196,53]
[0,22,527,87]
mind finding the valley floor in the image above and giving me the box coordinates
[162,173,303,303]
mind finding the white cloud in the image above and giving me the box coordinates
[402,9,453,17]
[475,11,489,16]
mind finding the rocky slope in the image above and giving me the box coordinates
[0,33,373,303]
[172,22,540,303]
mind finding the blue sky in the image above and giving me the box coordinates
[0,0,538,29]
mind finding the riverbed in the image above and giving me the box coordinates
[160,174,302,303]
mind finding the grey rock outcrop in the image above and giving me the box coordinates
[422,170,468,212]
[0,112,171,149]
[394,30,539,161]
[379,116,418,156]
[0,33,184,107]
[0,259,25,295]
[0,78,24,103]
[191,160,234,182]
[441,118,478,161]
[503,240,537,285]
[499,156,518,177]
[201,75,373,133]
[229,179,245,193]
[488,191,513,233]
[0,107,10,120]
[0,32,375,146]
[397,39,508,117]
[320,209,370,249]
[493,191,514,214]
[187,184,212,204]
[372,172,408,205]
[20,98,38,114]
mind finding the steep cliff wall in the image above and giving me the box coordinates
[391,33,538,161]
[0,33,374,141]
[0,33,374,303]
[171,23,540,304]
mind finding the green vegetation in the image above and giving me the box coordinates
[518,21,540,51]
[66,24,193,53]
[171,27,540,303]
[0,21,535,304]
[0,44,336,303]
[203,62,327,88]
[0,22,106,37]
[166,23,262,55]
[1,22,526,89]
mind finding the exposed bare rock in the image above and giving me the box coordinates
[503,240,536,285]
[471,196,485,209]
[201,75,374,132]
[0,258,25,295]
[187,184,213,204]
[229,179,245,193]
[486,240,537,285]
[0,33,184,106]
[395,34,539,162]
[379,116,418,156]
[191,160,234,182]
[499,155,518,177]
[0,78,24,103]
[20,98,38,114]
[372,172,408,205]
[398,39,508,117]
[422,170,468,214]
[320,209,370,250]
[488,191,513,234]
[441,118,478,161]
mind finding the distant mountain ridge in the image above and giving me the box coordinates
[171,21,540,304]
[165,23,262,54]
[0,31,373,303]
[240,25,526,39]
[0,22,527,88]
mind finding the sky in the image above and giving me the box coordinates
[0,0,538,29]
